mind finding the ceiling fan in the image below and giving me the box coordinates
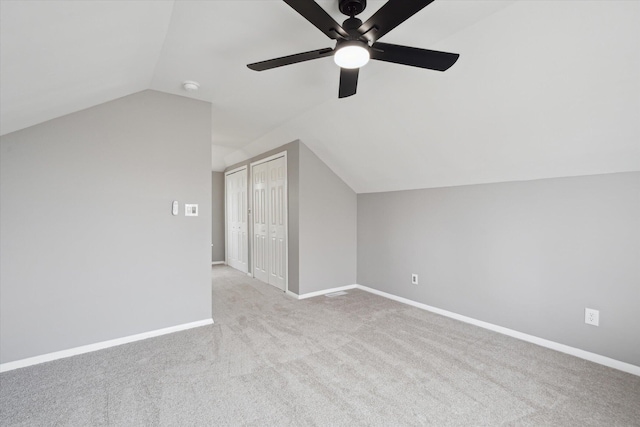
[247,0,460,98]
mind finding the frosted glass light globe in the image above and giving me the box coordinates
[334,45,370,69]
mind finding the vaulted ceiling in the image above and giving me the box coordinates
[1,1,638,193]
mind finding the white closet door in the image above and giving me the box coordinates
[226,169,248,273]
[267,157,286,290]
[252,162,269,283]
[251,155,287,291]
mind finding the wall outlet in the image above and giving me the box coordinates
[411,274,418,285]
[585,308,599,326]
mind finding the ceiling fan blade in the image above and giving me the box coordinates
[358,0,435,43]
[247,47,334,71]
[283,0,349,40]
[370,42,459,71]
[338,68,359,98]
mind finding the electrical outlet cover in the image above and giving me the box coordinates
[585,308,599,326]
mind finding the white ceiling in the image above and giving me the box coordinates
[1,1,638,193]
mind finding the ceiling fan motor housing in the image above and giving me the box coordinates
[342,17,364,39]
[339,0,366,17]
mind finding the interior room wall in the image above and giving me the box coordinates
[298,143,357,294]
[223,140,357,295]
[211,171,225,262]
[357,172,640,366]
[0,90,213,364]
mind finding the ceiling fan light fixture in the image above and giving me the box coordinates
[334,42,370,69]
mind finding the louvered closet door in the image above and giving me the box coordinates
[267,157,286,290]
[252,162,269,283]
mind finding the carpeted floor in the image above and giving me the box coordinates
[1,265,639,426]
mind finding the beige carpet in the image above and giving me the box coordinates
[1,265,639,426]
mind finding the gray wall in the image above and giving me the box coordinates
[299,143,357,294]
[357,172,640,366]
[225,140,300,294]
[0,90,213,364]
[224,140,357,295]
[211,171,225,262]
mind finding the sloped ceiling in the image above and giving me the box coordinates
[1,1,638,193]
[0,1,173,136]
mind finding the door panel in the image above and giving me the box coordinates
[252,162,269,283]
[267,157,286,290]
[226,169,248,273]
[251,156,287,291]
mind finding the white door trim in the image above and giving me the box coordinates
[226,164,248,175]
[250,151,287,167]
[249,151,288,293]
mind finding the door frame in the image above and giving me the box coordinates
[249,151,288,293]
[224,165,249,274]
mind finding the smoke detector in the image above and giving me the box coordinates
[182,81,200,92]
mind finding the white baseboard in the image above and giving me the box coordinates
[291,283,638,376]
[290,284,359,300]
[4,285,637,377]
[211,261,225,265]
[0,318,214,373]
[353,285,639,377]
[285,290,299,299]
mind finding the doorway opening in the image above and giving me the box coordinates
[223,152,288,293]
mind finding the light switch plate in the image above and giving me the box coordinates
[185,204,198,216]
